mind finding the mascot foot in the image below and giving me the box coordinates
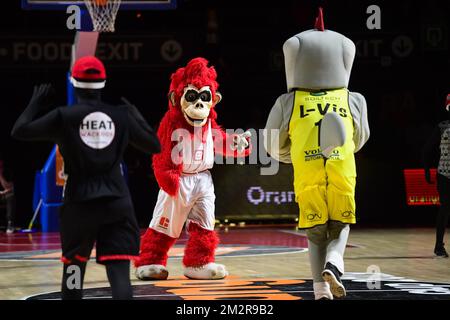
[313,282,333,300]
[135,265,169,281]
[322,262,346,298]
[184,263,228,280]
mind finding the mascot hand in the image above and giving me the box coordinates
[231,131,252,153]
[158,169,180,197]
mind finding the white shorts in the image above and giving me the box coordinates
[149,170,216,238]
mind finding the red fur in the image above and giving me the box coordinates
[183,222,219,267]
[152,111,183,196]
[134,228,176,267]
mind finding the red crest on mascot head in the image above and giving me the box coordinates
[168,57,220,109]
[314,7,325,31]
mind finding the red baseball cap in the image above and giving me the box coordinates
[446,94,450,111]
[71,56,106,89]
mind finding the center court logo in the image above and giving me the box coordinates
[25,273,450,300]
[79,112,115,149]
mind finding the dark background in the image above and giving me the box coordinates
[0,0,449,228]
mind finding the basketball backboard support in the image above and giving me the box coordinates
[72,31,99,64]
[21,0,177,11]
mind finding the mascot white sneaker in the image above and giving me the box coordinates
[184,262,229,280]
[264,7,370,299]
[135,264,169,281]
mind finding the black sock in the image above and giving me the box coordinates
[61,262,87,300]
[105,260,133,300]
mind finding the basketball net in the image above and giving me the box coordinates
[84,0,122,33]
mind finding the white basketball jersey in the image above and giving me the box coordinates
[182,121,214,173]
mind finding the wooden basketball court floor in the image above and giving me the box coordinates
[0,227,449,300]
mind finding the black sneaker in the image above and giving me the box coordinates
[322,262,346,298]
[434,244,449,258]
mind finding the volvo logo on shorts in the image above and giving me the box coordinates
[341,211,355,218]
[79,112,115,149]
[306,213,322,221]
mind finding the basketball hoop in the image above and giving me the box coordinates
[84,0,122,33]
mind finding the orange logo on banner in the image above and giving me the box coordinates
[55,146,66,187]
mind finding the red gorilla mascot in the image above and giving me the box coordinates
[135,58,251,280]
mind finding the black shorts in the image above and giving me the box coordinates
[59,196,140,265]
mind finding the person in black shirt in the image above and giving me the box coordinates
[11,56,161,299]
[422,94,450,258]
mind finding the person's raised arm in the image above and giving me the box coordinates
[11,84,61,141]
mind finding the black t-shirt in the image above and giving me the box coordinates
[11,98,160,203]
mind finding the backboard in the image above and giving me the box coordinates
[21,0,177,10]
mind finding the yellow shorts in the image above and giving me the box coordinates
[295,153,356,229]
[287,89,357,229]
